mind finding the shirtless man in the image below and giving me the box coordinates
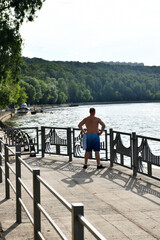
[78,107,105,169]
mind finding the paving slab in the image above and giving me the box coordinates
[0,148,160,239]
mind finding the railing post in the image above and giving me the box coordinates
[110,129,114,167]
[4,144,10,199]
[72,203,84,240]
[105,130,108,161]
[36,127,39,154]
[56,145,60,155]
[0,138,2,183]
[67,128,72,162]
[41,127,45,158]
[33,169,41,240]
[16,145,22,223]
[132,132,138,177]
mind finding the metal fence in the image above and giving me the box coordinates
[1,127,39,157]
[136,134,160,180]
[0,139,106,240]
[41,126,72,161]
[110,129,160,180]
[1,126,160,181]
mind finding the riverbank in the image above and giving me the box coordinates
[2,100,160,117]
[0,111,15,128]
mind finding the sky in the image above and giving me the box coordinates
[20,0,160,66]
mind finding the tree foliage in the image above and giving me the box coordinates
[0,0,45,108]
[21,57,160,105]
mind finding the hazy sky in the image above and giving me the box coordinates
[20,0,160,66]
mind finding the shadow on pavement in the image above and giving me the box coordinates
[24,156,160,206]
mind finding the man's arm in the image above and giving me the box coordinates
[98,119,105,136]
[78,118,87,134]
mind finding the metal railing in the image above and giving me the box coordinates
[41,126,72,161]
[1,126,160,181]
[0,138,106,240]
[136,134,160,180]
[1,127,39,157]
[110,129,160,180]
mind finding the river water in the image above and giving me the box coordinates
[6,102,160,139]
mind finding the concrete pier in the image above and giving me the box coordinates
[0,150,160,239]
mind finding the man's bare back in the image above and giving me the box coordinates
[78,115,105,134]
[78,108,105,135]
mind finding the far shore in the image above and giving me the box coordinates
[32,99,160,111]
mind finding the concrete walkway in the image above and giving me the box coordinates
[0,150,160,240]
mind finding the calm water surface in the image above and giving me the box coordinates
[6,102,160,138]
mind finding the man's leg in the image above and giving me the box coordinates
[84,152,89,165]
[95,151,105,169]
[95,151,100,165]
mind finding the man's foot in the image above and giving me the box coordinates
[97,164,105,169]
[83,164,88,169]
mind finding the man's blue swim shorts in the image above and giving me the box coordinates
[86,133,100,152]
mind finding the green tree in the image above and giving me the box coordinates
[39,81,51,104]
[20,81,36,104]
[16,87,28,105]
[23,76,42,103]
[57,92,67,104]
[0,85,12,108]
[0,0,45,107]
[68,80,79,102]
[155,90,160,100]
[48,85,58,104]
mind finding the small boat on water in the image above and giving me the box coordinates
[31,108,37,114]
[17,103,30,114]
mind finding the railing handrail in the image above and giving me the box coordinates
[6,145,15,155]
[1,127,38,131]
[37,175,72,212]
[78,214,106,240]
[112,130,132,136]
[42,126,70,130]
[0,138,106,240]
[37,203,68,240]
[137,134,160,141]
[18,155,33,173]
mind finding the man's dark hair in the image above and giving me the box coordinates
[89,108,95,114]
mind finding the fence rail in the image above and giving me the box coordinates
[0,138,107,240]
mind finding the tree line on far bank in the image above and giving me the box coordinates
[19,57,160,105]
